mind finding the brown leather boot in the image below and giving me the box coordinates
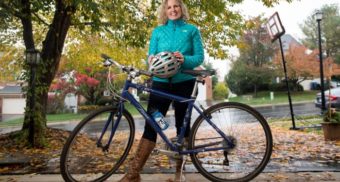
[119,138,156,182]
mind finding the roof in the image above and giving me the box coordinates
[0,85,23,95]
[281,34,301,52]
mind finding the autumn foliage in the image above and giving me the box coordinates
[273,43,340,84]
[50,67,106,106]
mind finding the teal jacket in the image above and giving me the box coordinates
[148,19,204,83]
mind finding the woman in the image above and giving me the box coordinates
[119,0,204,181]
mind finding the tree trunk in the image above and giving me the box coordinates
[21,0,76,147]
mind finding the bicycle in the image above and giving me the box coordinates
[60,54,273,182]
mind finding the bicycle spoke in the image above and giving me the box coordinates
[190,102,272,182]
[60,106,134,182]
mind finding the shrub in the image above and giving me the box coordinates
[324,108,340,123]
[46,93,65,114]
[269,82,304,92]
[213,82,229,100]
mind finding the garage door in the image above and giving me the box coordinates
[2,98,26,114]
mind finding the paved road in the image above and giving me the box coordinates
[254,102,321,119]
[0,102,320,133]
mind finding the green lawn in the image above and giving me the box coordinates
[228,90,317,105]
[0,113,88,127]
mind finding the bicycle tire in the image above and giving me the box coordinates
[60,106,135,182]
[189,102,273,182]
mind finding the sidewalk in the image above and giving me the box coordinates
[1,172,340,182]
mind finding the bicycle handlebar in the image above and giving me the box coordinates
[101,53,153,77]
[101,53,216,79]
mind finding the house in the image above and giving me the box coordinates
[279,34,316,91]
[280,34,340,91]
[0,85,26,121]
[281,34,301,52]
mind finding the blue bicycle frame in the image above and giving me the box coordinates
[100,78,233,155]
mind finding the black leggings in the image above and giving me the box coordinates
[142,79,196,142]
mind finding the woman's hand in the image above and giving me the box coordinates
[148,55,154,65]
[173,51,184,64]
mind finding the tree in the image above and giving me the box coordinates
[273,43,340,90]
[226,16,276,96]
[273,43,317,89]
[300,4,340,63]
[75,70,106,105]
[0,0,296,147]
[58,34,147,105]
[0,0,153,147]
[48,74,75,114]
[64,34,148,73]
[226,60,273,95]
[0,45,22,82]
[50,68,111,108]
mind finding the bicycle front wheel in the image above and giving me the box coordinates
[60,106,135,182]
[189,102,272,182]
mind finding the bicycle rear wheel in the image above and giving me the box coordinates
[189,102,272,182]
[60,106,135,182]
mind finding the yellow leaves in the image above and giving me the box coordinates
[0,167,10,173]
[236,41,248,50]
[64,34,148,84]
[0,45,23,82]
[245,20,255,29]
[155,155,171,168]
[271,173,289,181]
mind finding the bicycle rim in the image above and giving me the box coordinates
[60,106,135,182]
[189,102,272,182]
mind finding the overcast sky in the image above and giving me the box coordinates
[211,0,340,80]
[233,0,340,40]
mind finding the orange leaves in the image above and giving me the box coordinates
[273,43,338,79]
[270,123,340,165]
[1,124,339,175]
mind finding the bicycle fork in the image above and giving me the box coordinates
[96,111,122,152]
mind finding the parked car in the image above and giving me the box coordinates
[315,87,340,108]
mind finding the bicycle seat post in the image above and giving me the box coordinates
[191,78,200,98]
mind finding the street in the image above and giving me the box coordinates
[254,102,321,118]
[0,102,320,133]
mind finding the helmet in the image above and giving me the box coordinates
[149,51,181,78]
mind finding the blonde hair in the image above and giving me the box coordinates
[158,0,190,24]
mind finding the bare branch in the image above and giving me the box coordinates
[71,21,111,26]
[32,11,50,26]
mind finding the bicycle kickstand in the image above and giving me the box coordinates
[179,155,187,182]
